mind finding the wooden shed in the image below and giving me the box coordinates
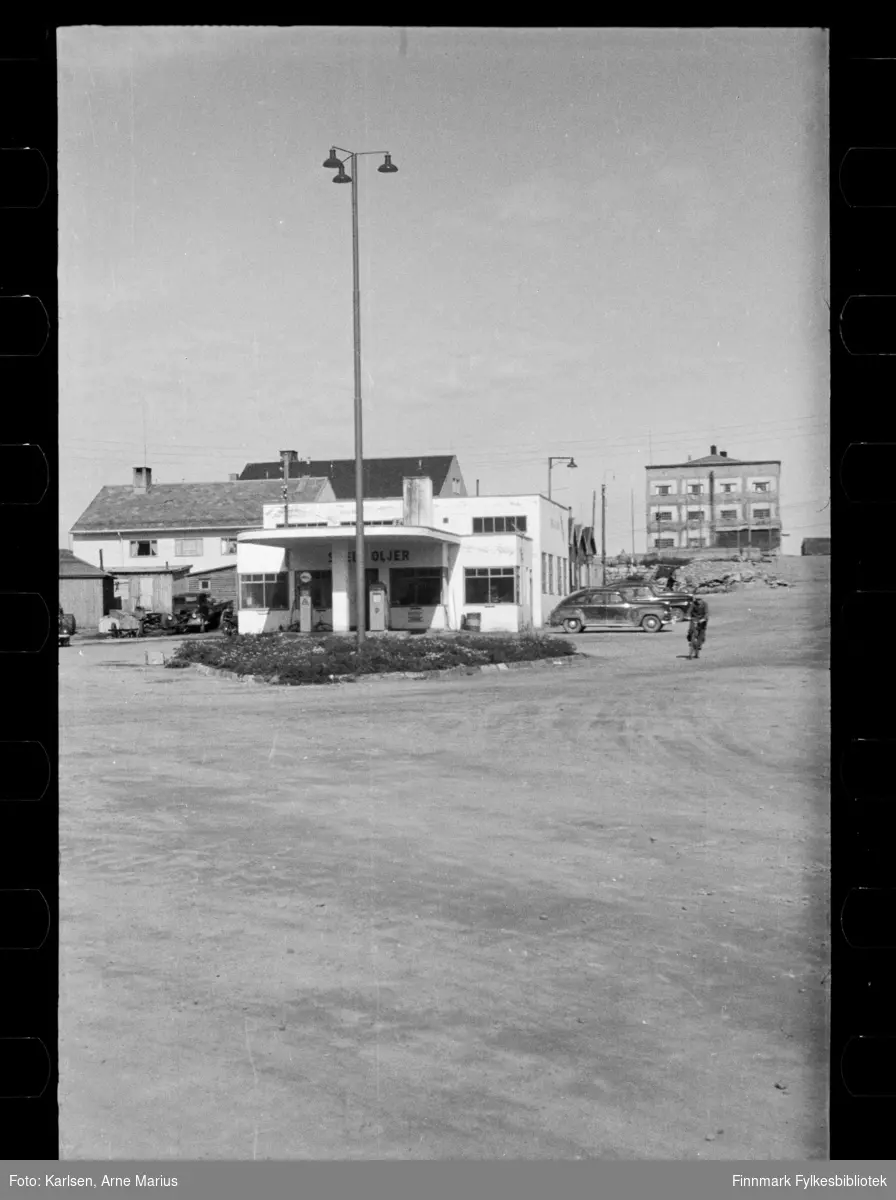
[108,565,194,615]
[183,564,237,606]
[59,550,114,632]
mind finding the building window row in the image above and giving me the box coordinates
[472,515,528,534]
[128,536,239,558]
[653,480,774,497]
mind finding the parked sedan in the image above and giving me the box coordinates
[548,588,675,634]
[615,579,694,620]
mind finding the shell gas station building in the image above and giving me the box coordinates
[236,475,572,636]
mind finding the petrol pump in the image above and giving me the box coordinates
[297,571,314,633]
[368,580,388,632]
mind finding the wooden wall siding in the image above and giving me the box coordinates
[59,577,106,630]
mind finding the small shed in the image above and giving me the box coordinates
[183,563,237,606]
[59,550,114,632]
[108,565,194,615]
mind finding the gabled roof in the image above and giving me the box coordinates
[71,477,332,533]
[59,549,110,578]
[238,456,459,499]
[685,453,744,466]
[647,454,781,469]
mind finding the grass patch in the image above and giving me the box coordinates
[165,631,577,685]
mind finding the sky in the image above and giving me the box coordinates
[58,26,829,552]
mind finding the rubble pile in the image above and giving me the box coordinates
[665,560,795,594]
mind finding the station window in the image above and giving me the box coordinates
[175,538,204,557]
[390,567,442,606]
[129,540,157,558]
[464,567,517,604]
[240,573,288,609]
[472,515,527,533]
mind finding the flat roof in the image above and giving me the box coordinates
[239,525,463,549]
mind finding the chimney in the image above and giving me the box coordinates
[720,451,728,458]
[132,466,152,493]
[710,445,718,456]
[228,473,239,481]
[403,476,434,527]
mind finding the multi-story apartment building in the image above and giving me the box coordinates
[645,446,782,551]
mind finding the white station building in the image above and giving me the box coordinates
[236,477,572,635]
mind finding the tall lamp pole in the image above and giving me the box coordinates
[323,145,398,646]
[547,455,578,500]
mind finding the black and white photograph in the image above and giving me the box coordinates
[57,26,830,1159]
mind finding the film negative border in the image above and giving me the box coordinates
[832,28,896,1158]
[0,22,58,1158]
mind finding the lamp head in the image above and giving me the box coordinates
[377,154,399,174]
[323,148,342,169]
[333,168,352,184]
[567,458,578,469]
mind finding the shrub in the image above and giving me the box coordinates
[166,630,576,685]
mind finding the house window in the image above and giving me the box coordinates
[198,580,212,591]
[390,567,442,607]
[129,540,157,558]
[754,508,771,521]
[655,485,671,496]
[472,515,527,533]
[175,538,204,557]
[295,570,332,609]
[452,478,461,495]
[655,511,673,522]
[686,509,705,520]
[464,567,517,605]
[548,555,554,594]
[754,482,770,493]
[688,484,704,495]
[721,483,736,494]
[654,538,675,549]
[720,509,738,520]
[220,537,238,555]
[239,573,288,609]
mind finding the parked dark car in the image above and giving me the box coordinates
[59,608,72,647]
[172,592,228,632]
[615,578,694,620]
[548,588,675,634]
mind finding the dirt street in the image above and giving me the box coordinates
[59,560,829,1160]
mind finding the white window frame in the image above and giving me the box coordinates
[686,509,706,521]
[129,539,158,558]
[654,484,672,496]
[464,567,518,605]
[220,537,238,555]
[198,580,212,592]
[174,537,204,557]
[687,483,704,496]
[752,507,772,521]
[719,509,738,520]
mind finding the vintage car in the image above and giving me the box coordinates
[614,578,694,620]
[59,609,72,647]
[548,587,675,634]
[172,592,227,632]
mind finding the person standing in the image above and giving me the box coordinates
[686,594,709,660]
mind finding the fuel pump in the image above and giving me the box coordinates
[298,571,314,633]
[368,580,388,633]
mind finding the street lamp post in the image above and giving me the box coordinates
[547,456,578,500]
[323,145,398,646]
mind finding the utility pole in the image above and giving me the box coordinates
[630,488,635,561]
[591,490,597,586]
[280,449,297,528]
[601,484,607,586]
[708,469,715,549]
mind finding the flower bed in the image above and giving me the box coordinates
[165,631,577,685]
